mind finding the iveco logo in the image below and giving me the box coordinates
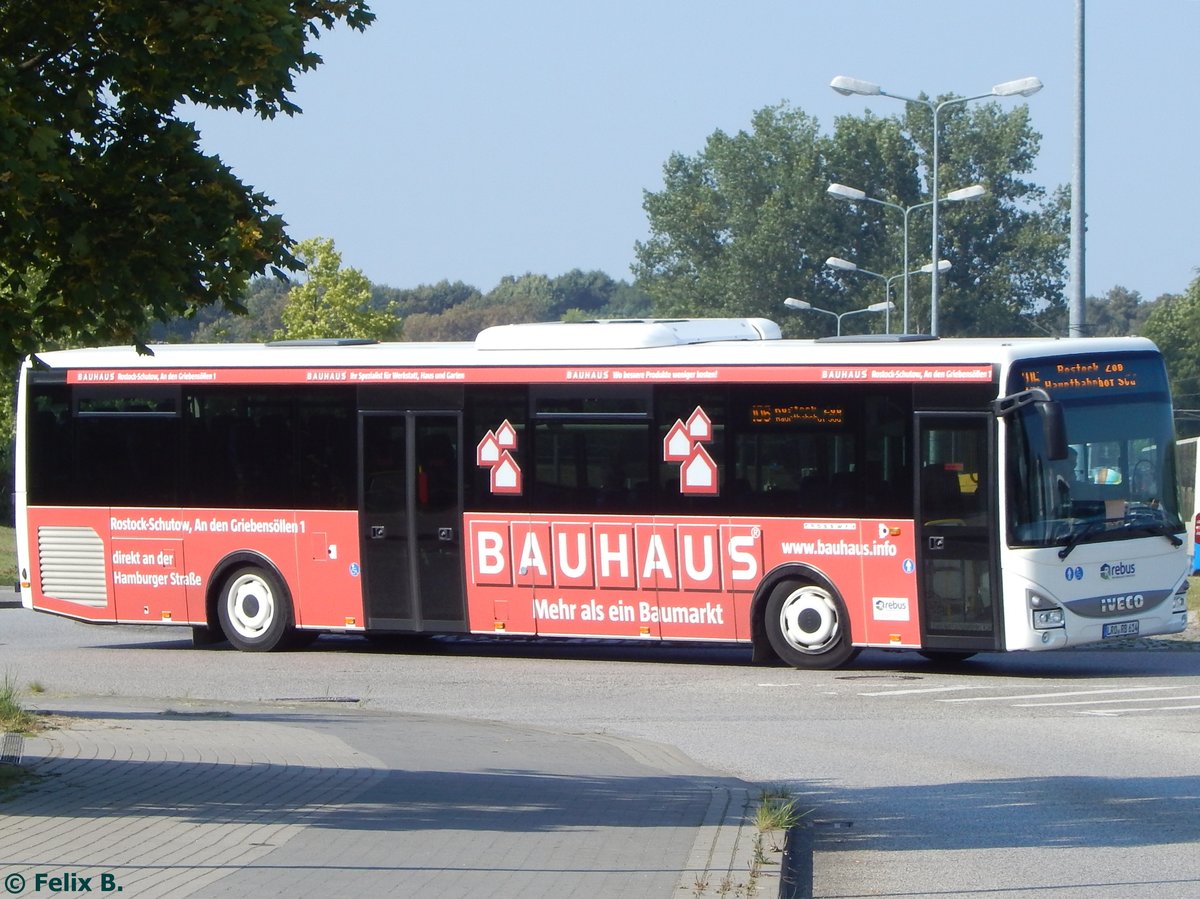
[1100,561,1136,580]
[1100,594,1144,614]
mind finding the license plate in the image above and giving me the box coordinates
[1103,620,1140,639]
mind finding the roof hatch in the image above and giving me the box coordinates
[474,318,781,351]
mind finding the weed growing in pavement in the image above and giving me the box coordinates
[0,671,38,734]
[0,671,42,798]
[0,762,35,796]
[754,785,811,853]
[690,788,810,896]
[744,848,760,895]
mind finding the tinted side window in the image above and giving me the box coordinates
[27,383,180,506]
[725,386,913,518]
[182,388,356,509]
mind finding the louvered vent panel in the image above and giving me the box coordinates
[38,526,108,605]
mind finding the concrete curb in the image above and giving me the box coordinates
[779,825,814,899]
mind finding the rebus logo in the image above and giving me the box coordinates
[1100,561,1136,580]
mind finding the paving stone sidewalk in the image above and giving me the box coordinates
[0,699,775,898]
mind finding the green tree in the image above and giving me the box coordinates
[0,1,374,365]
[403,304,512,342]
[396,270,653,341]
[1082,285,1153,337]
[276,237,395,340]
[634,100,1068,337]
[896,100,1068,335]
[484,273,557,319]
[635,104,841,332]
[379,280,483,319]
[1142,275,1200,433]
[199,277,291,342]
[548,269,653,319]
[148,275,289,342]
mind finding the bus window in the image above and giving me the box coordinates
[533,420,651,512]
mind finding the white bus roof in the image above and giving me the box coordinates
[26,319,1161,374]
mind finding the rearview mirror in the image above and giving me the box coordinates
[991,388,1068,460]
[1038,399,1067,461]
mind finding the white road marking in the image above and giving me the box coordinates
[857,685,980,697]
[937,685,1179,703]
[1080,703,1200,717]
[1015,693,1200,707]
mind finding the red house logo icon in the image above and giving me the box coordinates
[681,445,718,495]
[478,421,522,495]
[664,406,719,495]
[686,407,712,441]
[490,451,522,495]
[663,420,693,462]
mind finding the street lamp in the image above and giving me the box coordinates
[783,296,894,337]
[824,257,951,335]
[831,75,1042,335]
[826,182,983,333]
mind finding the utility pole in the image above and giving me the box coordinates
[1069,0,1086,336]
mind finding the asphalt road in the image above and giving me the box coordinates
[4,596,1199,898]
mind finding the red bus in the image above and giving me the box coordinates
[15,319,1190,668]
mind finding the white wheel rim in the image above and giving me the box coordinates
[778,586,839,654]
[226,574,276,640]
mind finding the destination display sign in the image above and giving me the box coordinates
[1011,353,1168,397]
[750,403,845,426]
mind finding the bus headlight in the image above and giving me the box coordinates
[1028,591,1064,629]
[1172,581,1188,613]
[1033,608,1065,629]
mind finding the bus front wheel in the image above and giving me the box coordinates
[218,566,293,652]
[765,581,858,670]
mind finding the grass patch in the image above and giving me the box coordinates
[0,672,38,735]
[752,785,812,861]
[754,787,807,833]
[0,524,14,586]
[0,762,36,794]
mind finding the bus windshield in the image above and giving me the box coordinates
[1006,353,1184,551]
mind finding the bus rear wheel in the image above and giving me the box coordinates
[765,580,858,670]
[218,566,293,652]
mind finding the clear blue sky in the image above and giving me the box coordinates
[188,1,1199,304]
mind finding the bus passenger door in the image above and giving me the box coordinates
[915,413,1002,652]
[360,412,466,632]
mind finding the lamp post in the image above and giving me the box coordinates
[824,257,951,335]
[830,75,1041,335]
[826,182,983,334]
[783,296,894,337]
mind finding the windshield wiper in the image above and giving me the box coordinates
[1057,520,1110,560]
[1118,519,1183,546]
[1058,514,1183,560]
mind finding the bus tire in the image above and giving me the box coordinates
[217,566,293,652]
[764,580,858,670]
